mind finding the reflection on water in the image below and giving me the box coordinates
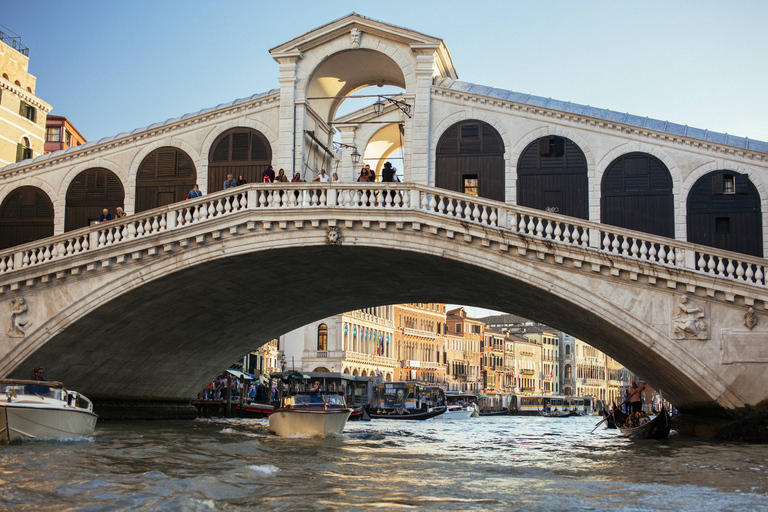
[1,416,767,511]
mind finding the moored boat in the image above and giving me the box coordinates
[268,372,352,437]
[234,402,274,418]
[438,404,474,420]
[618,406,671,440]
[1,379,98,444]
[368,406,447,420]
[538,410,579,418]
[367,381,448,420]
[478,409,509,416]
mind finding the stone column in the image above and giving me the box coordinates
[275,56,300,174]
[335,124,360,182]
[406,49,437,185]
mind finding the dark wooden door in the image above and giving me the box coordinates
[436,120,504,201]
[208,129,271,192]
[65,168,125,231]
[135,148,197,214]
[601,152,674,238]
[0,186,54,250]
[687,170,763,257]
[517,136,588,219]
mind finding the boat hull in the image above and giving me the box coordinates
[368,406,447,421]
[2,404,97,443]
[268,408,351,437]
[439,408,474,420]
[618,407,671,440]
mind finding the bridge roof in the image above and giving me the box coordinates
[434,78,768,154]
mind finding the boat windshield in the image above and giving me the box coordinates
[1,383,64,401]
[293,393,345,405]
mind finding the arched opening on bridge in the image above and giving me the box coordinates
[65,168,125,232]
[361,122,405,179]
[687,170,763,257]
[517,136,588,219]
[135,147,197,214]
[0,186,54,250]
[601,152,674,238]
[436,120,505,201]
[208,128,272,192]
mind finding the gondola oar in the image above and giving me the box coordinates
[590,402,626,433]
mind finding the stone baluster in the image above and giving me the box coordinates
[222,197,230,215]
[489,208,497,227]
[562,224,570,243]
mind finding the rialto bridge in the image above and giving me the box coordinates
[0,14,767,428]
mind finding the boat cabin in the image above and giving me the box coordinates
[372,381,445,412]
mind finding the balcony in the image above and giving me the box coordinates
[403,327,438,338]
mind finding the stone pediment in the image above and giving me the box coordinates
[269,12,456,78]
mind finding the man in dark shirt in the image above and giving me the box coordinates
[98,208,112,222]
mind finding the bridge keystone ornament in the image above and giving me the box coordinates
[326,227,343,245]
[6,297,32,338]
[671,295,710,341]
[744,307,758,330]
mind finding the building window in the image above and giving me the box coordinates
[16,137,32,162]
[46,127,61,142]
[722,175,735,194]
[65,130,73,146]
[317,323,328,351]
[19,101,36,122]
[463,175,478,196]
[456,324,462,334]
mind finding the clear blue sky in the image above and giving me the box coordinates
[3,1,767,143]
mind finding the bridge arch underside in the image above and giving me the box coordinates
[5,239,748,415]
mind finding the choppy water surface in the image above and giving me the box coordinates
[1,415,767,511]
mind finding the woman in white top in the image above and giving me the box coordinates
[312,169,330,182]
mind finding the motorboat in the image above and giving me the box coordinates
[538,409,580,417]
[1,379,98,444]
[438,404,474,420]
[368,406,446,420]
[268,372,352,437]
[367,381,448,421]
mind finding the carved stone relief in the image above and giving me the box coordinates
[350,28,361,49]
[326,227,343,245]
[7,297,32,338]
[744,307,758,330]
[671,295,710,340]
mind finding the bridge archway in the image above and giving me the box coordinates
[207,128,272,192]
[601,152,674,238]
[687,170,763,257]
[135,147,197,213]
[436,120,505,201]
[0,186,54,250]
[517,135,588,219]
[65,168,125,232]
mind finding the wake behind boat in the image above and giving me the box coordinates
[1,379,98,444]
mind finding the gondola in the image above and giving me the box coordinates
[602,406,628,429]
[618,406,671,440]
[368,406,447,421]
[538,410,580,418]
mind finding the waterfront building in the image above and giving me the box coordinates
[481,329,506,394]
[511,333,542,395]
[446,308,483,392]
[0,29,51,168]
[44,115,86,154]
[560,333,631,406]
[281,306,398,381]
[444,329,469,391]
[393,303,446,384]
[239,338,280,378]
[521,327,560,394]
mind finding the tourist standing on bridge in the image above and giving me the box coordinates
[224,174,237,189]
[115,207,127,219]
[187,184,202,199]
[98,208,112,222]
[366,164,376,183]
[312,169,330,182]
[628,381,646,413]
[381,161,396,182]
[291,172,302,182]
[276,169,288,182]
[262,166,275,183]
[237,175,247,186]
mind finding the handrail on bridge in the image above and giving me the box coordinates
[0,182,765,288]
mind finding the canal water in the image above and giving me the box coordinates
[1,415,767,511]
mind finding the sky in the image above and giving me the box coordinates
[3,0,767,144]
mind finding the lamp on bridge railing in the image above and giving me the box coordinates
[333,142,361,165]
[372,96,412,118]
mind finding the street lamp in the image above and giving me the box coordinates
[372,96,412,118]
[333,142,360,165]
[350,147,361,165]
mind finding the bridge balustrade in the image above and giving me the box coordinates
[0,183,765,289]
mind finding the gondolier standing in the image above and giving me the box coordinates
[628,382,646,413]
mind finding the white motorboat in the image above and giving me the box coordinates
[437,404,474,420]
[268,373,352,437]
[1,379,98,444]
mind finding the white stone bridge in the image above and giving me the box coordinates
[0,182,766,419]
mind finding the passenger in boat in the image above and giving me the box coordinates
[309,381,321,393]
[639,412,650,425]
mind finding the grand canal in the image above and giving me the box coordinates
[1,415,767,511]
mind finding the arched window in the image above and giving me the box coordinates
[436,120,504,201]
[135,147,196,213]
[317,323,328,351]
[601,152,674,238]
[687,170,763,257]
[517,136,588,219]
[65,168,125,231]
[16,136,32,162]
[208,128,271,192]
[0,186,54,250]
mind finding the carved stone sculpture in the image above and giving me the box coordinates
[672,295,709,340]
[326,227,343,245]
[744,307,758,330]
[7,297,32,338]
[350,28,361,49]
